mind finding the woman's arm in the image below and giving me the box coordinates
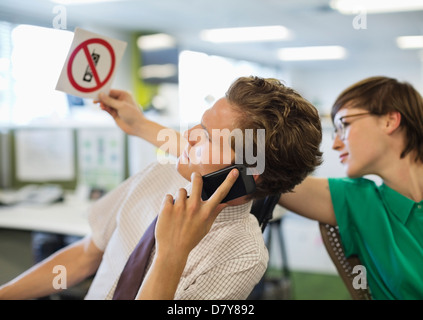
[278,176,337,226]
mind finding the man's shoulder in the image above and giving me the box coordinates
[140,161,178,176]
[129,161,188,195]
[134,162,185,182]
[209,212,266,255]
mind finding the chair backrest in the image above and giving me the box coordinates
[319,222,372,300]
[250,194,281,232]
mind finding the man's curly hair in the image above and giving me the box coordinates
[226,76,323,199]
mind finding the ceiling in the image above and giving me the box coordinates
[0,0,423,70]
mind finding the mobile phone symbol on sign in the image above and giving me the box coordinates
[83,50,100,82]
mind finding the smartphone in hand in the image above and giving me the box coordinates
[201,164,256,203]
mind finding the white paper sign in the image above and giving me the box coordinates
[56,27,127,99]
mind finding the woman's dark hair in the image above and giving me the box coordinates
[331,76,423,162]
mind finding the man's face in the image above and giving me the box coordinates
[176,97,238,181]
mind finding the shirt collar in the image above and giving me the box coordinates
[379,183,416,224]
[215,201,253,223]
[183,182,253,223]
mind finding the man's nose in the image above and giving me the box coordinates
[184,129,196,146]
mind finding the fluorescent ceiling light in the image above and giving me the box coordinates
[330,0,423,14]
[139,64,177,79]
[396,36,423,49]
[137,33,176,51]
[278,46,347,61]
[200,26,291,43]
[50,0,122,4]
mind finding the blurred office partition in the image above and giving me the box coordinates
[0,130,12,188]
[76,127,129,193]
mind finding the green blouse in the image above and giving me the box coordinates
[328,177,423,300]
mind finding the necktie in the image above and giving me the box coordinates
[112,216,158,300]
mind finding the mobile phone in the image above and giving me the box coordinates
[201,164,256,203]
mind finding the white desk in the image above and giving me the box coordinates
[0,196,91,236]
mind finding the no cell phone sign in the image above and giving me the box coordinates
[56,28,127,99]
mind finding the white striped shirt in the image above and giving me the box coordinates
[84,162,268,300]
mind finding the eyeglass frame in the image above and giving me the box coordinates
[332,112,372,140]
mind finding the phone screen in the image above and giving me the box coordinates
[201,164,256,203]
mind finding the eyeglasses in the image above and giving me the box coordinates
[332,112,371,140]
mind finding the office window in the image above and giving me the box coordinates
[0,23,74,125]
[178,50,287,126]
[0,21,13,123]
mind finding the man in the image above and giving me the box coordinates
[0,76,322,300]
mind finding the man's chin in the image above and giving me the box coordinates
[176,160,191,181]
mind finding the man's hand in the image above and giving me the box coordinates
[97,89,147,137]
[97,89,183,157]
[155,168,239,260]
[136,168,239,300]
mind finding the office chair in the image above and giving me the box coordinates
[319,222,372,300]
[250,194,281,232]
[249,194,292,299]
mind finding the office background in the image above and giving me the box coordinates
[0,0,422,299]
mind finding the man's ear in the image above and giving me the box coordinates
[384,111,401,134]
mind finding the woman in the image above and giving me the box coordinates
[280,76,423,299]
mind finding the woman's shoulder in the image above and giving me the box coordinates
[329,176,379,188]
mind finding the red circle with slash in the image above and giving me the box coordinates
[67,38,115,93]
